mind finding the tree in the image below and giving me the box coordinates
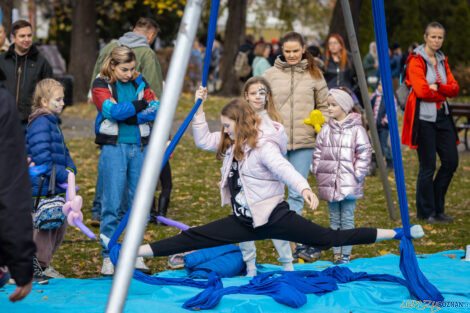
[446,0,470,65]
[329,0,363,50]
[218,0,248,96]
[389,0,422,52]
[0,0,14,34]
[251,0,333,40]
[69,0,97,102]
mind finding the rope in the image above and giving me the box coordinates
[371,0,443,302]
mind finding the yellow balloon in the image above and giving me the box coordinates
[303,109,325,133]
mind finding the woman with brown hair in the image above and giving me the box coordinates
[323,34,359,96]
[252,43,272,77]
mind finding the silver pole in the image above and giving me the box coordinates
[105,1,205,312]
[340,0,396,220]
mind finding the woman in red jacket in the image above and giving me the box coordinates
[401,22,459,224]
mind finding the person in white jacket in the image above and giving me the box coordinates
[134,98,425,262]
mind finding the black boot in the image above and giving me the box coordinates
[149,196,159,225]
[156,195,170,226]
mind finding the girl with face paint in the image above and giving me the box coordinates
[134,98,425,271]
[196,79,291,276]
[26,78,77,281]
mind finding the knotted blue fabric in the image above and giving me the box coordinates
[371,0,443,302]
[184,245,245,279]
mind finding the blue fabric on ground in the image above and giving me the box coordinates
[2,250,469,313]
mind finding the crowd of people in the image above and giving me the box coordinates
[0,16,460,304]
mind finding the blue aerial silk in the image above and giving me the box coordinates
[105,0,442,310]
[371,0,443,302]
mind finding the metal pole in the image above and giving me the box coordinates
[340,0,396,220]
[105,1,205,312]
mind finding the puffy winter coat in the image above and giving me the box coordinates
[26,112,77,197]
[192,112,311,227]
[92,74,157,146]
[263,56,329,150]
[312,113,371,202]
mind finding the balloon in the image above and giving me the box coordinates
[29,164,47,178]
[62,171,96,239]
[303,109,325,133]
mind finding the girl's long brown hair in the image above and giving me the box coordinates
[324,33,350,70]
[216,99,260,161]
[242,76,283,123]
[281,31,322,79]
[100,45,140,83]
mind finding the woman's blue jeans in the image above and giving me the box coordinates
[286,148,315,215]
[99,143,146,257]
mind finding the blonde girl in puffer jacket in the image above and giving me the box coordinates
[312,87,372,265]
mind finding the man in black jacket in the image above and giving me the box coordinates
[0,70,36,301]
[0,20,52,130]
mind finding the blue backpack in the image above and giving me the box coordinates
[32,164,66,230]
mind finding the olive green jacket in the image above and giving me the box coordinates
[90,32,163,98]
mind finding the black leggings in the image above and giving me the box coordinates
[150,202,377,257]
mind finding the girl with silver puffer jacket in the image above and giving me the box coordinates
[312,88,372,265]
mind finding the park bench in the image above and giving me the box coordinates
[449,102,470,150]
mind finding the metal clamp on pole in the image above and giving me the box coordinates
[105,1,206,312]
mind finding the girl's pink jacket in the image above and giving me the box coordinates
[192,112,311,227]
[312,113,372,203]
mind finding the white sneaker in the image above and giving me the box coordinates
[43,266,65,278]
[135,257,151,274]
[101,257,114,276]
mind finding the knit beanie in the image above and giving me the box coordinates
[328,88,354,113]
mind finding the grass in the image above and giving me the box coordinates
[54,94,470,278]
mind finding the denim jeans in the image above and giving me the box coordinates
[99,143,147,257]
[286,148,315,215]
[239,239,293,271]
[328,199,356,255]
[92,156,130,220]
[378,128,393,167]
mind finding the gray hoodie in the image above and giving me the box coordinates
[414,44,448,122]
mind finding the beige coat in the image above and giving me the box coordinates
[263,57,329,150]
